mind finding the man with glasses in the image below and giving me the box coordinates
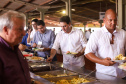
[85,9,126,78]
[47,16,87,67]
[32,20,56,60]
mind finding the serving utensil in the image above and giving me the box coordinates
[83,69,96,79]
[47,55,52,70]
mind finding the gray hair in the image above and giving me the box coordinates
[0,10,26,31]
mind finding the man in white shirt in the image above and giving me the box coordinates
[47,16,87,67]
[27,19,38,43]
[85,9,126,78]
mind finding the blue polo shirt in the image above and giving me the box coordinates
[21,33,30,47]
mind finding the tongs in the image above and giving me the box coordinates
[47,55,52,70]
[83,69,96,79]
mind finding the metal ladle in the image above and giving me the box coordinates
[47,55,52,70]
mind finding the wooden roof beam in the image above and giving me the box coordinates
[15,0,35,11]
[50,0,104,8]
[9,0,50,9]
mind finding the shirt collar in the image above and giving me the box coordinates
[103,25,118,34]
[38,28,47,34]
[62,27,76,34]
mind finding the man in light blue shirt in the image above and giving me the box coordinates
[32,20,56,61]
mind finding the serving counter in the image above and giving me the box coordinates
[29,61,126,84]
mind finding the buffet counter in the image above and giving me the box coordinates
[30,61,126,84]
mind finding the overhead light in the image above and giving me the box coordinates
[71,9,75,11]
[62,10,66,14]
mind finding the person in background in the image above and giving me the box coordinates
[92,30,94,32]
[85,9,126,78]
[19,26,32,51]
[32,20,56,61]
[47,16,87,67]
[27,19,38,43]
[0,10,31,84]
[85,28,91,41]
[53,28,55,33]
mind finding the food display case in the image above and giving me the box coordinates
[29,61,126,84]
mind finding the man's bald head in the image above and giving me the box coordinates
[103,9,117,33]
[104,9,117,19]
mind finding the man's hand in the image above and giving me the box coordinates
[32,43,37,48]
[42,48,51,51]
[18,44,27,51]
[102,57,116,66]
[27,30,31,36]
[46,56,53,62]
[74,52,83,57]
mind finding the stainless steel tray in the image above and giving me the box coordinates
[45,75,97,84]
[34,69,78,78]
[29,62,63,72]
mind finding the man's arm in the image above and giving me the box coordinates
[27,31,31,43]
[75,47,86,57]
[75,30,87,57]
[85,53,116,66]
[46,49,56,62]
[27,35,30,43]
[18,44,27,51]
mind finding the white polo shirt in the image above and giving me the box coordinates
[85,25,126,78]
[52,28,87,67]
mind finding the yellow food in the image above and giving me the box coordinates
[41,74,68,78]
[55,78,90,84]
[41,74,56,78]
[115,54,126,60]
[31,56,43,60]
[66,51,77,54]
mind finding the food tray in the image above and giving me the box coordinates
[34,69,78,78]
[26,56,45,62]
[45,75,97,84]
[29,62,63,72]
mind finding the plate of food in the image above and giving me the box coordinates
[32,48,44,51]
[22,51,33,57]
[113,54,126,63]
[118,63,126,71]
[66,51,78,55]
[26,56,44,62]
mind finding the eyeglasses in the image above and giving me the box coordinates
[37,27,44,29]
[110,34,114,44]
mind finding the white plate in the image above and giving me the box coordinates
[33,48,44,51]
[26,56,44,62]
[66,52,78,55]
[113,60,126,63]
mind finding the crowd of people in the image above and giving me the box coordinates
[0,8,126,84]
